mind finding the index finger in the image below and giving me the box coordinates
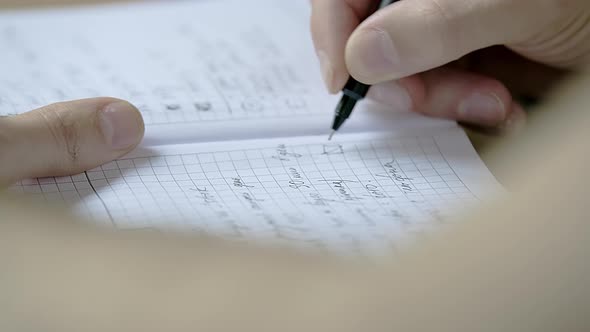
[310,0,374,93]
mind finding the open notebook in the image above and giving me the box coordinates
[0,0,503,256]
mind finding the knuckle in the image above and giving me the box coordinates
[34,102,81,171]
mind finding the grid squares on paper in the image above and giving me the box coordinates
[7,136,479,255]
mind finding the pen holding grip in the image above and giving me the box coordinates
[329,0,397,136]
[330,77,370,132]
[342,77,370,102]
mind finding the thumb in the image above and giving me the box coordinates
[345,0,555,84]
[0,97,144,185]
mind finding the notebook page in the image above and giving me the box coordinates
[0,0,446,145]
[7,128,503,256]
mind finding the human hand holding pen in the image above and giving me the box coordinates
[311,0,590,131]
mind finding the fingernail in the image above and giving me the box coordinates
[349,28,399,80]
[99,101,144,149]
[458,93,506,125]
[317,50,336,93]
[368,81,412,111]
[499,103,527,133]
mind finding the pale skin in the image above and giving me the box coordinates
[1,0,590,330]
[0,98,145,186]
[310,0,590,128]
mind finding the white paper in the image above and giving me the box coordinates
[0,0,455,145]
[0,0,326,142]
[8,129,503,256]
[1,0,505,256]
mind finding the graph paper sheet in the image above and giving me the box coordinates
[0,0,505,256]
[7,129,502,255]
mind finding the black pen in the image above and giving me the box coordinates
[329,0,398,141]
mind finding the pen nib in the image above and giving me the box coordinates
[328,130,336,141]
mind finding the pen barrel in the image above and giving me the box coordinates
[330,0,397,134]
[342,77,370,101]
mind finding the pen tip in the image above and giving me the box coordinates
[328,130,335,141]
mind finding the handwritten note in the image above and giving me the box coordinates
[0,1,504,256]
[0,0,457,145]
[0,0,328,125]
[7,131,502,256]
